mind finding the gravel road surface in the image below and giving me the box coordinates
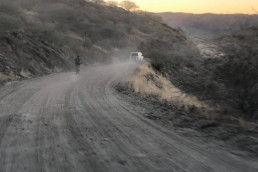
[0,62,257,172]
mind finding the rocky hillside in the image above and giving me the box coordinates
[0,0,198,83]
[0,32,73,78]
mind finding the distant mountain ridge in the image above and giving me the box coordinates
[157,12,258,37]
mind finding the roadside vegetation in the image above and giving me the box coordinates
[146,28,258,120]
[214,31,258,119]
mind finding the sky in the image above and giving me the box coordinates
[115,0,258,14]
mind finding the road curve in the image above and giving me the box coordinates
[0,62,257,172]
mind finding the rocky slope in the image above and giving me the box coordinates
[0,32,73,80]
[0,0,199,83]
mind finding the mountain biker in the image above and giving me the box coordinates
[75,55,81,74]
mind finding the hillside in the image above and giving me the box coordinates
[0,0,198,83]
[214,28,258,118]
[157,12,258,37]
[145,23,258,119]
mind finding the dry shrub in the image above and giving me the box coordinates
[0,73,15,83]
[127,63,210,110]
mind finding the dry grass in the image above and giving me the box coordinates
[127,62,211,111]
[0,73,15,83]
[124,63,258,128]
[68,33,84,41]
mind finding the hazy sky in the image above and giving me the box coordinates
[115,0,258,14]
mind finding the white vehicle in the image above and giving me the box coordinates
[130,52,144,62]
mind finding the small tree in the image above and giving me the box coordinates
[106,1,118,7]
[120,0,138,11]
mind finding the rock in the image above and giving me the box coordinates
[199,121,219,129]
[117,160,127,165]
[19,70,31,78]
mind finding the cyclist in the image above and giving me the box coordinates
[75,55,81,74]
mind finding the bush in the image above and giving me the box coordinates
[147,50,183,72]
[0,14,23,34]
[26,23,74,47]
[0,0,21,16]
[214,55,258,118]
[147,50,169,71]
[38,3,77,23]
[0,0,23,34]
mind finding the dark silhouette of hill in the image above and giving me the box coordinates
[157,12,258,37]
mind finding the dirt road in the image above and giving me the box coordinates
[0,62,257,172]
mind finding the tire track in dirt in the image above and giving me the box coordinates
[0,62,257,172]
[0,114,16,146]
[64,84,108,172]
